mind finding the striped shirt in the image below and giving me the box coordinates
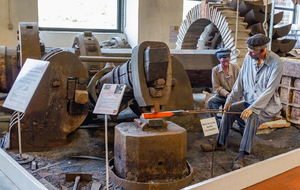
[212,63,241,97]
[226,50,284,115]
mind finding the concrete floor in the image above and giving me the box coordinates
[1,94,299,189]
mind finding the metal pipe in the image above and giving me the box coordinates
[268,0,276,50]
[18,111,22,158]
[235,0,239,49]
[105,114,109,190]
[79,56,130,62]
[211,135,215,178]
[232,0,241,61]
[263,0,269,36]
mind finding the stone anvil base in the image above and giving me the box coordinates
[114,121,188,182]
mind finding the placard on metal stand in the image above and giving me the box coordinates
[93,84,126,189]
[3,58,50,163]
[200,117,219,178]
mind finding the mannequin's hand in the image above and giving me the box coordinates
[241,108,253,119]
[224,104,231,111]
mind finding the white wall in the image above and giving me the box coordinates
[0,0,38,46]
[138,0,183,49]
[124,0,139,48]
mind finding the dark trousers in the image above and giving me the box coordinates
[217,101,279,154]
[207,94,226,126]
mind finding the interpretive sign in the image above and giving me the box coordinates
[93,84,126,115]
[3,59,50,112]
[200,117,219,137]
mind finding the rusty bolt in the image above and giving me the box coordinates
[149,87,164,98]
[84,31,92,37]
[78,78,87,84]
[87,45,97,52]
[75,90,88,104]
[156,79,165,86]
[172,78,177,86]
[52,81,61,87]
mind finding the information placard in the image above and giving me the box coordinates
[3,59,50,112]
[200,117,219,137]
[93,84,126,115]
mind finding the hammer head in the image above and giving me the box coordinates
[65,173,92,182]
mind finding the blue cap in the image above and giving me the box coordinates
[215,48,231,58]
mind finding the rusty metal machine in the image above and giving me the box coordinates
[9,49,90,151]
[105,41,194,189]
[5,37,195,188]
[72,31,105,78]
[0,23,197,188]
[0,46,18,93]
[99,37,132,49]
[1,23,93,150]
[1,22,199,153]
[0,22,45,93]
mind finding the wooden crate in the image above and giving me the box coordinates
[280,58,300,124]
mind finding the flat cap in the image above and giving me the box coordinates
[246,33,270,46]
[215,48,231,56]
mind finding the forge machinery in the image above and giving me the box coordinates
[5,34,199,153]
[0,22,215,153]
[4,38,196,189]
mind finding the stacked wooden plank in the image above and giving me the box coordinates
[258,115,291,131]
[279,58,300,125]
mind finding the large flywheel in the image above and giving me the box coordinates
[177,0,296,66]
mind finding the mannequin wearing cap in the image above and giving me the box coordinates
[205,48,241,127]
[219,54,230,80]
[247,47,266,67]
[202,34,284,171]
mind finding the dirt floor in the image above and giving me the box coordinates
[2,108,300,190]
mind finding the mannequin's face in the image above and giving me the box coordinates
[248,48,263,60]
[219,57,230,67]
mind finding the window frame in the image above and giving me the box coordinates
[38,0,122,33]
[274,2,296,24]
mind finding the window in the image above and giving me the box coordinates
[274,0,295,27]
[38,0,121,32]
[183,0,200,20]
[274,0,300,48]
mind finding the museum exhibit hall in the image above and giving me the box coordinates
[1,0,300,189]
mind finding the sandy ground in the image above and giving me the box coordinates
[2,109,300,190]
